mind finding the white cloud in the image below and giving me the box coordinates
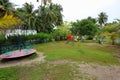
[53,0,117,22]
[10,0,120,22]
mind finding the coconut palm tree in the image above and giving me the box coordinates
[35,3,63,33]
[37,0,52,5]
[0,0,14,15]
[98,12,108,28]
[16,3,37,30]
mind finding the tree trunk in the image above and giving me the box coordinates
[112,40,115,45]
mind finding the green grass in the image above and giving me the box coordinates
[0,41,120,80]
[34,41,120,65]
[0,67,18,80]
[0,63,75,80]
[27,53,38,60]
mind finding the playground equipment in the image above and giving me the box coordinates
[0,27,36,60]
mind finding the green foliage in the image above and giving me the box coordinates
[35,3,63,33]
[0,34,6,45]
[0,33,52,54]
[7,35,27,44]
[99,23,120,45]
[52,21,72,41]
[87,16,97,24]
[16,2,63,33]
[0,0,14,15]
[98,12,108,27]
[71,19,98,37]
[4,33,52,45]
[0,34,6,54]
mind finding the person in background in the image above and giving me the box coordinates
[66,34,72,44]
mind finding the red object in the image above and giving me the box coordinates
[67,34,72,41]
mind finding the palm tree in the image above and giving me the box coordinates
[98,12,108,28]
[36,3,63,33]
[37,0,52,5]
[16,3,37,30]
[0,0,14,15]
[23,3,34,29]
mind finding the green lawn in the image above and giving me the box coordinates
[0,63,75,80]
[34,41,120,65]
[0,41,120,80]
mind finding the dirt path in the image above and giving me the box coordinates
[76,62,120,80]
[0,52,45,68]
[49,60,120,80]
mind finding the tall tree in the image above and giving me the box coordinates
[87,16,97,24]
[0,0,14,15]
[16,3,37,30]
[99,23,120,45]
[71,19,98,38]
[37,0,52,5]
[36,3,63,33]
[98,12,108,28]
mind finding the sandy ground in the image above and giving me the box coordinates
[0,51,120,80]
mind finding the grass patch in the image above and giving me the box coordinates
[27,53,38,60]
[0,62,75,80]
[34,41,120,65]
[0,67,18,80]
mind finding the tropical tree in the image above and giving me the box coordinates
[0,6,5,17]
[52,21,71,40]
[37,0,52,5]
[71,19,98,39]
[36,3,63,33]
[0,0,14,15]
[98,12,108,28]
[15,1,63,33]
[99,23,120,45]
[15,3,37,30]
[87,16,97,24]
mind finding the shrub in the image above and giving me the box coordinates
[0,35,6,45]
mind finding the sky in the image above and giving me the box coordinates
[10,0,120,23]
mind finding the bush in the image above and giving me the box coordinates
[34,33,52,42]
[0,33,52,54]
[0,35,6,45]
[52,30,67,41]
[6,33,52,44]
